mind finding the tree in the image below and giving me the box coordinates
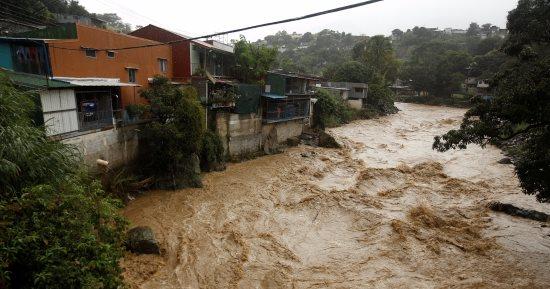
[434,0,550,202]
[94,13,132,33]
[233,36,277,83]
[402,41,470,97]
[392,29,404,39]
[139,76,205,188]
[332,61,372,83]
[467,22,481,36]
[353,35,400,82]
[0,73,126,288]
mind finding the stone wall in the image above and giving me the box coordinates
[216,112,263,157]
[62,124,140,170]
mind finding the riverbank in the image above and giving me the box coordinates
[121,102,550,289]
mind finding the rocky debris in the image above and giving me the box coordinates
[286,137,301,147]
[488,202,550,222]
[318,130,341,148]
[263,127,281,155]
[125,226,161,254]
[498,157,512,164]
[301,151,317,158]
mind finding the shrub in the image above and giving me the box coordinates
[0,73,127,289]
[366,83,399,115]
[0,178,127,289]
[139,76,205,188]
[200,131,225,171]
[314,89,355,129]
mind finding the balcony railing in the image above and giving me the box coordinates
[264,100,310,123]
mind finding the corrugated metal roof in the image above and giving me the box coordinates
[53,77,140,87]
[262,93,287,99]
[1,69,75,89]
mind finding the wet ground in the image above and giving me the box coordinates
[121,103,550,289]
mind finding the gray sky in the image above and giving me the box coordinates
[79,0,519,42]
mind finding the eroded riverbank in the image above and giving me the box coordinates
[121,103,550,289]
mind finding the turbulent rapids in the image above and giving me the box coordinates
[121,103,550,289]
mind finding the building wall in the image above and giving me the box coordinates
[40,89,79,136]
[62,124,140,169]
[129,25,191,82]
[216,112,262,157]
[347,99,363,110]
[262,119,304,144]
[46,24,172,107]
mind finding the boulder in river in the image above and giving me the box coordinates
[318,131,341,148]
[498,157,512,164]
[125,226,161,254]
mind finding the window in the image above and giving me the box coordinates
[85,49,96,58]
[107,51,115,58]
[158,58,168,73]
[128,69,137,83]
[354,87,363,93]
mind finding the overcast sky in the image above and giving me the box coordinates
[78,0,519,42]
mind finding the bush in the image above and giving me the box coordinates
[0,178,127,289]
[139,76,205,188]
[314,89,355,129]
[200,131,225,171]
[0,73,127,289]
[366,83,399,115]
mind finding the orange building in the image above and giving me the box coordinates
[46,23,172,107]
[0,23,172,137]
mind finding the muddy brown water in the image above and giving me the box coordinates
[122,103,550,289]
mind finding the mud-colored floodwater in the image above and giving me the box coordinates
[122,103,550,289]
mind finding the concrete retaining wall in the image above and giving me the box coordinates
[262,119,305,144]
[348,99,364,110]
[216,112,263,157]
[62,124,140,169]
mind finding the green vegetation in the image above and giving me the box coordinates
[2,1,132,34]
[139,76,205,189]
[0,74,127,288]
[233,37,278,84]
[314,89,356,129]
[327,36,399,116]
[200,131,225,172]
[434,0,550,202]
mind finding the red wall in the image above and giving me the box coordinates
[130,25,191,82]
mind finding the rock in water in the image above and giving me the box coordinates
[318,131,341,148]
[125,226,160,254]
[498,157,512,164]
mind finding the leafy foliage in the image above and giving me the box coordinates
[0,73,126,288]
[139,76,205,188]
[233,36,277,84]
[402,41,472,97]
[313,89,355,129]
[200,131,225,172]
[434,0,550,202]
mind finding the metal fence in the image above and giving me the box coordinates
[263,98,310,123]
[77,110,115,131]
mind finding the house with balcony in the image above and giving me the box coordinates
[130,25,235,106]
[0,23,172,138]
[263,71,319,124]
[0,23,173,168]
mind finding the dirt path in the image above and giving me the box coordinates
[121,103,550,289]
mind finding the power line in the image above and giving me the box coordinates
[50,0,384,52]
[1,2,58,25]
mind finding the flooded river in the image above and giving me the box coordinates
[122,103,550,289]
